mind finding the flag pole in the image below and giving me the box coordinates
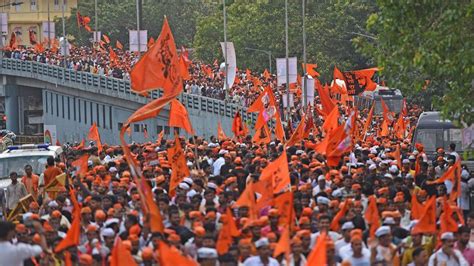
[285,0,290,123]
[223,0,228,98]
[61,0,66,69]
[302,0,307,107]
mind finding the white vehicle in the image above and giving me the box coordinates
[0,144,63,189]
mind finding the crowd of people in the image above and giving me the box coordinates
[5,45,303,111]
[0,91,472,266]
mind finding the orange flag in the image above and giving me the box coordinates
[261,152,290,194]
[143,178,164,233]
[362,103,374,140]
[302,63,320,77]
[73,139,85,150]
[71,154,89,177]
[252,124,271,145]
[130,18,181,96]
[412,196,436,234]
[286,115,306,147]
[157,130,164,144]
[245,68,252,80]
[330,199,350,231]
[273,191,294,227]
[55,190,80,252]
[178,55,190,80]
[167,135,190,197]
[158,241,198,266]
[216,208,240,255]
[232,111,248,137]
[102,34,110,44]
[449,160,462,203]
[364,195,381,238]
[109,47,118,65]
[394,114,406,139]
[380,119,389,137]
[116,40,123,50]
[88,122,102,153]
[217,121,227,141]
[306,232,327,265]
[263,69,271,81]
[273,226,290,262]
[169,99,194,134]
[234,183,257,220]
[333,66,378,95]
[147,37,155,48]
[440,199,458,234]
[322,107,340,133]
[110,237,138,266]
[390,144,402,169]
[428,161,460,185]
[411,192,424,220]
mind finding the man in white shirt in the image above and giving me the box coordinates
[212,150,227,176]
[428,232,468,266]
[0,220,49,266]
[243,238,279,266]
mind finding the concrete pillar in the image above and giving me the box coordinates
[4,85,19,133]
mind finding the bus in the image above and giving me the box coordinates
[355,86,404,115]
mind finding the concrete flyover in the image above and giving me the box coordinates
[0,58,255,145]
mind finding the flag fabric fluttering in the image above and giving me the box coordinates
[365,195,381,238]
[232,111,248,138]
[54,189,81,252]
[306,232,327,265]
[88,122,102,153]
[216,208,240,255]
[71,154,89,177]
[315,80,336,116]
[167,135,190,197]
[169,99,194,134]
[412,196,436,234]
[110,237,138,266]
[302,63,320,77]
[333,66,378,95]
[217,121,227,141]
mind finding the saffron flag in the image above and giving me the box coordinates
[273,227,290,263]
[54,190,80,252]
[273,191,294,227]
[169,99,194,134]
[157,130,164,144]
[286,115,306,147]
[147,37,155,48]
[158,241,198,266]
[116,40,123,50]
[306,232,327,265]
[178,54,190,80]
[216,208,240,255]
[234,182,257,220]
[143,179,164,233]
[412,196,436,234]
[263,69,271,81]
[88,122,102,153]
[440,199,458,234]
[316,80,335,115]
[71,154,89,177]
[110,237,138,266]
[217,121,227,141]
[167,135,190,197]
[9,32,17,50]
[362,103,374,140]
[232,111,248,137]
[252,124,271,145]
[322,107,340,133]
[365,195,381,238]
[130,17,181,96]
[109,47,118,65]
[102,34,110,44]
[330,199,350,231]
[29,30,37,45]
[333,66,378,95]
[302,63,320,77]
[411,192,423,220]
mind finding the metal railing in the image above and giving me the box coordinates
[0,58,256,124]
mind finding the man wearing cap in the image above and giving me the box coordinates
[371,226,400,265]
[243,238,279,266]
[341,229,371,266]
[197,247,218,266]
[335,221,355,257]
[213,150,227,176]
[401,228,435,265]
[428,232,468,266]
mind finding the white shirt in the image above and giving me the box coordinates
[428,248,468,266]
[342,253,371,266]
[212,157,225,176]
[339,245,371,261]
[243,256,279,266]
[0,241,42,266]
[335,238,351,257]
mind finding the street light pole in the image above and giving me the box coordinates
[94,0,98,43]
[302,0,307,107]
[136,0,141,54]
[47,0,50,48]
[61,0,66,68]
[223,0,228,93]
[285,0,290,122]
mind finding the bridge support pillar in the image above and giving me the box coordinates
[4,85,19,133]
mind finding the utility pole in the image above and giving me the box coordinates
[136,0,141,54]
[285,0,290,122]
[223,0,228,93]
[61,0,66,68]
[94,0,98,43]
[47,0,50,48]
[302,0,307,107]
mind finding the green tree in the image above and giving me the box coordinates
[354,1,474,124]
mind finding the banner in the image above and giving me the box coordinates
[129,30,147,52]
[276,57,297,86]
[0,13,7,35]
[306,76,315,104]
[44,125,57,145]
[92,31,101,42]
[220,42,237,90]
[42,21,55,40]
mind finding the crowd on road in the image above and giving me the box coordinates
[0,92,473,266]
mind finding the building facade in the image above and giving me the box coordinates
[1,0,77,46]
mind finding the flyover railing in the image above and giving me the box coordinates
[0,58,256,124]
